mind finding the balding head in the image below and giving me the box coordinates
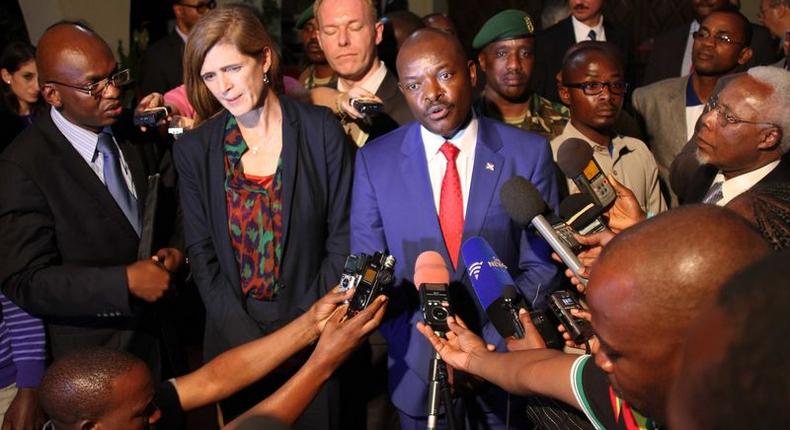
[37,22,110,83]
[397,29,476,138]
[586,205,771,421]
[37,22,123,132]
[40,349,146,428]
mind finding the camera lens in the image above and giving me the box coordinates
[432,307,448,321]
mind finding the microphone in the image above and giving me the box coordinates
[559,193,607,235]
[460,237,565,349]
[414,251,455,430]
[460,236,524,338]
[556,138,616,208]
[414,251,452,334]
[500,176,588,287]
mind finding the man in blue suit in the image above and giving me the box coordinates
[351,28,559,429]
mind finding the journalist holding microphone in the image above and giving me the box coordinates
[173,5,353,427]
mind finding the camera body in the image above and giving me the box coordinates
[343,252,396,317]
[546,213,583,254]
[420,283,452,334]
[351,98,384,116]
[548,290,592,344]
[133,106,171,127]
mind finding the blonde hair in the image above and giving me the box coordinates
[314,0,378,26]
[183,4,281,124]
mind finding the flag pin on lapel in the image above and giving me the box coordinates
[486,162,495,171]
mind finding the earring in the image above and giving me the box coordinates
[263,72,270,85]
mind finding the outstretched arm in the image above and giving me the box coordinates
[226,295,388,428]
[174,287,351,411]
[417,316,580,409]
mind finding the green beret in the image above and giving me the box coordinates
[472,9,535,50]
[296,3,315,29]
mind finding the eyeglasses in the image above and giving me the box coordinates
[563,81,629,96]
[692,30,743,45]
[705,95,778,128]
[46,68,131,97]
[177,0,216,13]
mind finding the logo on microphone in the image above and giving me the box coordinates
[487,257,508,270]
[468,261,483,280]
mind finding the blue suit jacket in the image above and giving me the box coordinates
[351,116,559,418]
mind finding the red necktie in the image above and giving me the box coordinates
[439,142,464,269]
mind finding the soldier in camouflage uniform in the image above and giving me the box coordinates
[473,9,569,141]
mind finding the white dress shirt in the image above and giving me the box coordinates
[421,116,479,217]
[681,20,700,77]
[572,15,606,42]
[50,106,137,198]
[707,159,782,206]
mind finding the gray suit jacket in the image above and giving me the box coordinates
[632,76,689,195]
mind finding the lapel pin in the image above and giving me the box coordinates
[486,162,495,171]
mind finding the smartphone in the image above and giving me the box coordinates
[134,106,171,127]
[351,98,383,116]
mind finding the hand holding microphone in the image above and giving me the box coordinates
[603,174,647,232]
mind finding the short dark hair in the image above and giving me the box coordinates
[560,41,623,82]
[39,348,146,427]
[692,250,790,428]
[706,9,753,46]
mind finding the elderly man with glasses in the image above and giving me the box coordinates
[684,66,790,205]
[0,21,184,381]
[139,0,216,95]
[632,9,754,206]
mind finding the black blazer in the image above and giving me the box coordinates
[174,96,352,360]
[0,111,178,376]
[532,16,631,103]
[139,31,185,96]
[685,154,790,204]
[643,22,781,86]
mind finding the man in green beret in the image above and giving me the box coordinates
[473,9,569,141]
[296,3,337,90]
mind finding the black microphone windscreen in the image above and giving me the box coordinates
[500,176,547,226]
[556,138,593,178]
[233,415,293,430]
[559,193,604,230]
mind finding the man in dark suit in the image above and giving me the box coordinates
[351,28,559,429]
[532,0,630,103]
[0,22,183,379]
[314,0,413,146]
[138,0,216,96]
[642,0,780,86]
[686,66,790,204]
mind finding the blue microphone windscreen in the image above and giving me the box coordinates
[461,236,515,310]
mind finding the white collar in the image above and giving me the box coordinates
[175,25,189,43]
[421,114,479,161]
[571,15,605,42]
[337,60,388,95]
[712,159,782,206]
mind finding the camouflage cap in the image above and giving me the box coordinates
[296,3,315,29]
[472,9,535,50]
